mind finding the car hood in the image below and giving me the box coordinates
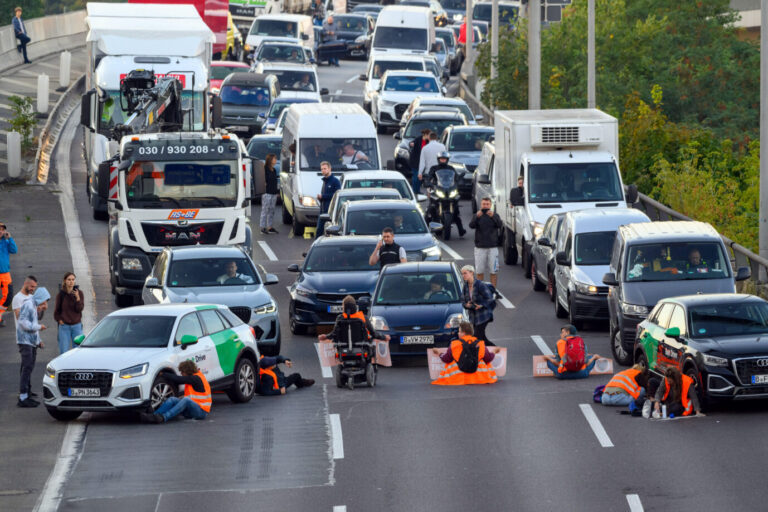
[371,302,462,328]
[573,265,610,287]
[165,285,273,307]
[346,233,436,251]
[450,152,480,166]
[622,279,736,307]
[691,335,768,357]
[279,91,320,100]
[51,346,168,371]
[299,270,379,294]
[336,30,365,41]
[380,90,441,103]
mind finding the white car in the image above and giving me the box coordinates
[253,62,329,102]
[360,54,427,115]
[371,70,443,133]
[42,304,260,421]
[340,170,427,208]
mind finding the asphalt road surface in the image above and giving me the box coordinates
[22,58,768,512]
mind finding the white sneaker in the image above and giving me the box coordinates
[652,410,661,419]
[642,400,652,419]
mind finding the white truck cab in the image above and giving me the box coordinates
[371,6,436,56]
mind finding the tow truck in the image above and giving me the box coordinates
[81,70,253,307]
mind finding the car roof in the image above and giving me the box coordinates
[658,294,765,308]
[222,72,274,86]
[446,125,493,132]
[107,303,224,317]
[381,261,455,274]
[372,54,427,63]
[336,187,402,197]
[211,61,250,68]
[313,234,380,246]
[567,208,651,233]
[166,245,248,260]
[619,221,722,244]
[272,97,318,104]
[345,199,415,210]
[342,170,407,181]
[248,134,282,141]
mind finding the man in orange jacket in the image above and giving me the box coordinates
[432,322,499,385]
[542,325,601,380]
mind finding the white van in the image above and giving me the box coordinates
[246,14,315,53]
[279,103,382,235]
[371,6,435,56]
[360,54,427,113]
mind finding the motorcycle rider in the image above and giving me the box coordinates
[425,151,466,237]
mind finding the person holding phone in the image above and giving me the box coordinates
[469,197,502,287]
[53,272,84,354]
[0,222,17,328]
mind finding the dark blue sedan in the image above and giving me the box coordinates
[363,261,466,356]
[287,236,380,335]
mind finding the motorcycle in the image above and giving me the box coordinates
[426,167,460,241]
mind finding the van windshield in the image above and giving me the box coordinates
[299,138,379,170]
[250,19,298,38]
[625,242,731,282]
[575,231,616,266]
[527,162,623,203]
[371,60,424,79]
[442,0,466,10]
[373,26,428,51]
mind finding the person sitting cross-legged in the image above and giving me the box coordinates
[431,322,499,385]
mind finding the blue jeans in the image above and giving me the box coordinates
[155,396,207,421]
[411,169,421,195]
[601,387,646,406]
[57,323,83,354]
[546,358,597,380]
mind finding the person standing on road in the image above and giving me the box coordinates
[260,153,280,234]
[460,265,495,346]
[16,282,49,408]
[601,364,648,407]
[257,355,315,395]
[53,272,84,354]
[409,128,430,194]
[0,222,17,327]
[432,322,499,385]
[141,360,211,423]
[315,161,340,237]
[12,7,31,64]
[322,15,340,67]
[369,227,407,269]
[470,197,502,287]
[542,324,601,380]
[12,275,36,321]
[418,133,446,185]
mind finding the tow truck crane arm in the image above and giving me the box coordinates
[111,69,185,140]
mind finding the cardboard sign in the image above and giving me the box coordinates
[428,348,507,380]
[315,340,392,367]
[532,355,614,377]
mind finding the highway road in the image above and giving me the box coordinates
[15,57,768,512]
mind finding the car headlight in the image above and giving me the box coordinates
[620,302,649,317]
[422,245,441,259]
[244,44,251,51]
[121,257,142,271]
[453,13,464,21]
[119,362,149,379]
[575,282,599,295]
[355,35,366,43]
[370,315,390,331]
[300,195,318,207]
[445,313,465,329]
[46,365,56,379]
[397,147,410,159]
[294,284,316,298]
[703,354,729,368]
[531,221,544,238]
[253,300,277,315]
[435,189,446,198]
[449,189,459,198]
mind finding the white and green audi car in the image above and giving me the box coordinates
[43,304,260,421]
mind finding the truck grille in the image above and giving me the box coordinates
[540,126,579,144]
[141,222,224,247]
[734,357,768,385]
[229,307,252,323]
[58,371,113,397]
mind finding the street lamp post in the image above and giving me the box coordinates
[761,0,768,280]
[528,0,540,109]
[587,0,595,108]
[491,0,499,84]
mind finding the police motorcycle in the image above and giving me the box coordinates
[425,152,461,241]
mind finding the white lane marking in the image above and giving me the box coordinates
[626,494,644,512]
[34,111,92,512]
[330,413,344,459]
[530,335,554,356]
[334,507,347,512]
[579,404,614,448]
[437,241,462,260]
[315,343,333,378]
[346,74,358,83]
[496,291,515,309]
[257,240,278,261]
[334,89,342,96]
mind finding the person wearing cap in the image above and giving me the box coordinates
[0,221,17,328]
[16,279,49,408]
[460,265,495,346]
[542,324,601,380]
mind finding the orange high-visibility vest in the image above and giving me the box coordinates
[556,337,586,373]
[343,310,370,337]
[605,368,642,399]
[259,356,280,390]
[183,371,212,413]
[432,335,497,386]
[662,374,695,416]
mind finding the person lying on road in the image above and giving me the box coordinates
[258,355,315,395]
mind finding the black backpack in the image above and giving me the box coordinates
[456,339,480,373]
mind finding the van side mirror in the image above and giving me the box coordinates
[555,251,570,266]
[475,114,484,122]
[477,174,490,185]
[302,33,310,40]
[393,132,401,140]
[357,296,371,310]
[320,88,329,95]
[602,272,618,286]
[359,74,367,81]
[264,273,279,285]
[211,94,223,129]
[97,161,112,201]
[664,327,681,339]
[736,266,751,281]
[287,263,300,272]
[80,89,96,132]
[325,225,341,236]
[537,237,551,247]
[180,335,198,349]
[625,184,638,205]
[145,277,161,289]
[429,222,443,233]
[73,334,85,346]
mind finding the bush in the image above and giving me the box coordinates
[8,96,38,152]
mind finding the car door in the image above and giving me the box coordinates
[172,312,209,379]
[533,216,556,281]
[659,305,688,373]
[637,303,670,371]
[554,223,572,308]
[197,308,237,382]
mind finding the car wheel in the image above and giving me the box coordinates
[531,260,545,291]
[281,197,292,225]
[547,269,555,302]
[522,241,531,278]
[366,363,376,387]
[46,407,82,422]
[503,230,518,265]
[471,198,477,214]
[347,373,355,390]
[289,307,307,335]
[611,329,632,366]
[554,282,567,319]
[334,366,345,388]
[568,295,583,331]
[115,293,133,308]
[228,358,256,403]
[150,375,175,411]
[292,215,305,236]
[635,348,648,369]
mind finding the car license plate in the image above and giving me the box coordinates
[327,305,343,313]
[401,335,434,345]
[752,374,768,384]
[68,388,100,397]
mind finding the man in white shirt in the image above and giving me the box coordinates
[12,275,37,322]
[216,261,254,285]
[418,132,446,183]
[341,143,369,166]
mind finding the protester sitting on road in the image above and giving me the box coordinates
[141,360,211,423]
[431,322,499,385]
[542,324,601,380]
[319,295,388,345]
[216,261,254,284]
[601,363,649,406]
[649,366,704,418]
[258,355,315,395]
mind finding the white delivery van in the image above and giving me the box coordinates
[279,103,381,235]
[246,14,314,53]
[370,6,435,56]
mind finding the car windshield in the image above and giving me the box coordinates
[442,0,465,9]
[436,31,455,49]
[269,70,317,91]
[299,138,379,171]
[405,119,459,138]
[371,60,424,79]
[81,316,175,348]
[304,244,379,272]
[574,231,616,265]
[124,160,237,209]
[384,75,438,92]
[250,19,297,38]
[332,15,367,33]
[375,271,460,305]
[211,65,247,80]
[447,130,493,151]
[167,257,259,287]
[247,138,282,163]
[344,179,413,200]
[473,3,518,23]
[336,191,401,211]
[625,242,732,282]
[346,208,426,235]
[689,302,768,338]
[220,85,270,106]
[373,26,428,51]
[528,162,624,203]
[257,44,307,63]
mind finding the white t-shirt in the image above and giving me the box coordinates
[342,150,367,166]
[12,291,30,314]
[216,273,254,285]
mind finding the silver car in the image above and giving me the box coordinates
[142,246,282,355]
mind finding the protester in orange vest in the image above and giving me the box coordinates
[431,322,499,385]
[542,324,601,380]
[258,355,315,395]
[319,295,389,346]
[140,360,211,423]
[601,364,649,406]
[651,366,704,417]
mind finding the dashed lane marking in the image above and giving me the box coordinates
[314,343,333,378]
[626,494,643,512]
[530,335,554,356]
[257,240,277,261]
[334,507,347,512]
[437,241,462,260]
[346,74,358,83]
[579,404,614,448]
[330,414,344,459]
[497,291,515,309]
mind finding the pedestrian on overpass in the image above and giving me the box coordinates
[600,363,648,407]
[470,197,502,287]
[141,360,211,423]
[431,322,499,385]
[257,355,315,395]
[460,265,496,346]
[12,7,31,64]
[542,324,601,380]
[0,222,18,327]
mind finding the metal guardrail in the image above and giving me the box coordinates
[458,77,495,125]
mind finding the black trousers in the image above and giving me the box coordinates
[16,33,30,62]
[19,344,36,395]
[284,373,305,389]
[474,320,493,346]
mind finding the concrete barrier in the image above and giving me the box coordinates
[0,10,85,73]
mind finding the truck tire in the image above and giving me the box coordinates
[292,216,305,236]
[46,408,83,422]
[522,240,532,278]
[503,229,518,265]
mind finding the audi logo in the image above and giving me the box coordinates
[756,359,768,368]
[74,372,94,380]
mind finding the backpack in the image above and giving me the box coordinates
[563,336,586,372]
[456,339,480,373]
[480,281,499,310]
[593,385,605,403]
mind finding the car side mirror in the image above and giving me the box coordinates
[302,33,310,40]
[602,272,618,286]
[393,132,401,140]
[180,335,198,349]
[441,86,447,95]
[477,174,490,184]
[287,263,300,272]
[429,222,443,232]
[664,327,681,339]
[318,213,330,223]
[359,74,367,81]
[258,112,266,118]
[145,277,161,289]
[537,237,551,247]
[736,266,751,282]
[357,296,371,310]
[555,251,570,266]
[475,114,484,122]
[325,225,341,236]
[264,273,279,285]
[625,183,638,205]
[417,194,427,202]
[73,334,85,346]
[211,94,223,128]
[320,88,329,95]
